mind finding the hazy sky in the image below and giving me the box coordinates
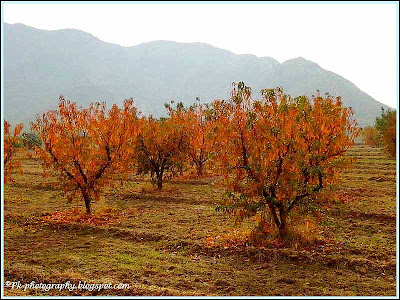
[3,2,398,108]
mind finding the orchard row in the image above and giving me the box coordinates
[4,83,360,236]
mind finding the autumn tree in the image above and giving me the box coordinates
[31,96,139,214]
[375,108,396,157]
[213,83,360,237]
[136,110,186,190]
[361,126,381,147]
[167,100,218,176]
[4,120,23,183]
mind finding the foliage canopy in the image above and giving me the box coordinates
[212,82,360,236]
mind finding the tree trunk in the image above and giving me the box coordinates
[157,177,163,190]
[82,191,91,214]
[197,163,203,177]
[278,208,288,238]
[156,169,163,190]
[264,194,289,238]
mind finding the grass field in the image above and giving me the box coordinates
[3,144,397,296]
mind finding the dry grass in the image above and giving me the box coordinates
[3,144,396,296]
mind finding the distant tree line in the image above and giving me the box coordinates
[362,108,396,157]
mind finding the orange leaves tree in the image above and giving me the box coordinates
[31,96,139,214]
[167,101,218,176]
[136,109,187,190]
[362,126,381,147]
[213,83,360,237]
[4,120,23,183]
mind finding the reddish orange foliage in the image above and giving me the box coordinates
[212,230,252,249]
[362,126,381,147]
[212,83,360,237]
[136,113,186,190]
[178,102,218,176]
[42,207,125,226]
[31,97,139,214]
[4,120,23,183]
[335,191,357,204]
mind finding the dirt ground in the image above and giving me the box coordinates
[3,144,396,296]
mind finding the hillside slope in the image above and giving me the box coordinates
[3,23,389,126]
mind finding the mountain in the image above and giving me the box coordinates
[3,22,390,127]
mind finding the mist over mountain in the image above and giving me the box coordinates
[4,22,389,127]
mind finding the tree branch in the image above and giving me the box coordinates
[287,170,324,213]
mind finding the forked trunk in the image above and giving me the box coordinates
[266,199,289,238]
